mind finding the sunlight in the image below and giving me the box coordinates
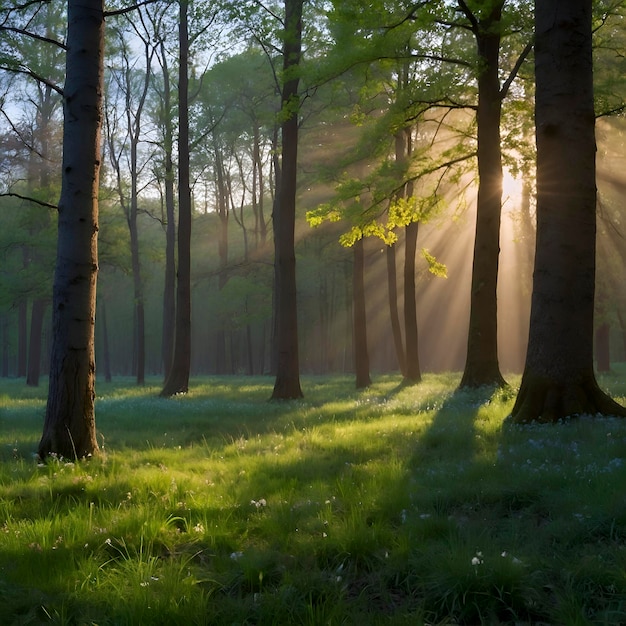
[502,168,524,208]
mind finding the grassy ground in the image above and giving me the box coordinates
[1,369,626,625]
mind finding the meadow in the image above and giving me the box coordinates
[1,369,626,625]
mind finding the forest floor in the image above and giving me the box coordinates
[1,368,626,625]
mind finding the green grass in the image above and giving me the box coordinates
[1,368,626,624]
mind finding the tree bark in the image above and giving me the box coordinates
[512,0,626,423]
[353,238,371,389]
[270,0,304,400]
[161,0,192,396]
[38,0,103,460]
[459,1,507,389]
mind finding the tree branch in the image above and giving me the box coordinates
[499,39,533,100]
[0,24,66,49]
[0,192,57,210]
[456,0,479,34]
[104,0,160,18]
[0,64,63,95]
[383,2,430,30]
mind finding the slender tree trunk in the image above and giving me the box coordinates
[460,1,507,389]
[512,0,626,422]
[158,40,176,379]
[386,243,405,376]
[161,0,192,396]
[17,298,27,377]
[404,221,421,384]
[129,206,145,385]
[215,145,229,374]
[353,238,371,389]
[270,0,304,400]
[26,299,46,387]
[38,0,103,459]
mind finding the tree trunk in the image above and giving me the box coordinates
[26,298,46,387]
[387,239,405,377]
[161,0,192,396]
[38,0,103,460]
[17,298,27,378]
[159,39,176,380]
[512,0,626,423]
[215,145,229,374]
[353,238,371,389]
[403,221,421,384]
[270,0,304,400]
[460,1,507,389]
[129,207,145,385]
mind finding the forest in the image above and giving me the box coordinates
[1,0,626,457]
[1,1,626,623]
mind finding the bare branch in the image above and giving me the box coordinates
[0,192,57,210]
[0,64,63,95]
[104,0,161,19]
[0,24,66,49]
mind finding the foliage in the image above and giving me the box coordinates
[1,372,626,623]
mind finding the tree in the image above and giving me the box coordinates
[270,0,305,399]
[38,0,104,459]
[511,0,626,423]
[104,18,155,386]
[161,0,192,396]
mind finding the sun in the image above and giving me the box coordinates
[502,168,524,208]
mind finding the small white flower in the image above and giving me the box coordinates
[230,551,244,560]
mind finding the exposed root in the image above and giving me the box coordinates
[511,372,626,423]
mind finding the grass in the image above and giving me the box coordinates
[1,368,626,624]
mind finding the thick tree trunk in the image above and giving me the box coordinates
[161,0,192,396]
[270,0,304,400]
[460,2,507,389]
[26,298,46,387]
[353,238,371,389]
[403,221,421,384]
[38,0,103,460]
[512,0,626,423]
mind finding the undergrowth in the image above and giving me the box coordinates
[1,368,626,624]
